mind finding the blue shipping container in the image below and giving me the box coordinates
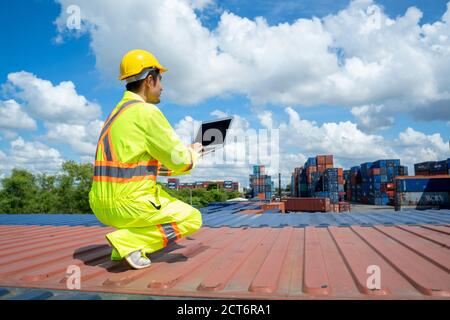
[396,177,450,193]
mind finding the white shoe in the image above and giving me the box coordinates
[125,250,151,269]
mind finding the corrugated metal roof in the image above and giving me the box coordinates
[1,208,450,228]
[0,286,205,300]
[0,224,449,299]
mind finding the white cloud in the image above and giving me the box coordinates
[43,120,103,155]
[5,71,101,124]
[0,137,64,175]
[396,127,449,171]
[1,130,19,141]
[0,99,37,131]
[54,0,450,123]
[188,0,214,10]
[351,104,394,132]
[2,71,105,157]
[279,107,393,160]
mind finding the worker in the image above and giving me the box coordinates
[89,49,203,269]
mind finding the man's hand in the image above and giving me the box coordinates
[189,142,204,154]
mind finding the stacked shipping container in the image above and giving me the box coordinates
[290,155,348,210]
[174,180,239,191]
[344,160,408,205]
[395,175,450,210]
[167,178,180,189]
[250,165,273,199]
[414,159,450,176]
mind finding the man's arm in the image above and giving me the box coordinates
[145,107,201,174]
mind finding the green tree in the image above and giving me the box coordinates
[0,169,39,214]
[55,161,93,213]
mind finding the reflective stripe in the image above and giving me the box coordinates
[99,99,142,141]
[158,222,181,247]
[98,99,142,163]
[95,160,159,168]
[94,165,157,179]
[103,134,113,161]
[93,175,156,183]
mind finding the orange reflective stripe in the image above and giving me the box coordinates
[98,100,142,144]
[157,225,168,247]
[93,175,156,183]
[95,160,159,168]
[101,143,107,162]
[107,133,118,161]
[171,222,182,241]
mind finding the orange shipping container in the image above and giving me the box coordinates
[306,166,317,173]
[325,155,334,165]
[371,168,381,176]
[285,198,331,212]
[317,156,326,165]
[262,202,286,213]
[337,168,343,176]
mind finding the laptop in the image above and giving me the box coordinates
[193,117,233,155]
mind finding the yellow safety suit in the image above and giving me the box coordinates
[89,91,202,261]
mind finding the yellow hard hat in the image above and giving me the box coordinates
[118,49,168,81]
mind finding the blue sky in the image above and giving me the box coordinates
[0,0,449,185]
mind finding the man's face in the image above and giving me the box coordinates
[145,73,163,104]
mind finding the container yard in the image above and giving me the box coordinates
[249,165,274,200]
[166,178,240,192]
[288,156,450,213]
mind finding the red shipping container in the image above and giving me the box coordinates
[325,155,334,165]
[325,164,333,169]
[339,202,351,212]
[317,156,326,165]
[284,198,331,212]
[337,168,343,176]
[370,168,380,176]
[387,191,395,198]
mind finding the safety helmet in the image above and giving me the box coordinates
[118,49,168,83]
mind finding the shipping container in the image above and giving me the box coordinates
[395,191,450,210]
[414,162,432,175]
[339,202,350,212]
[325,155,334,165]
[395,176,450,193]
[168,182,177,189]
[306,157,317,167]
[430,160,448,174]
[284,197,331,212]
[316,155,326,165]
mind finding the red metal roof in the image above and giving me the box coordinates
[0,224,449,299]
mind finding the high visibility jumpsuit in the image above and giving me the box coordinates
[89,91,202,261]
